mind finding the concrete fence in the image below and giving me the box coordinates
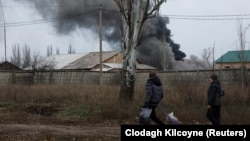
[0,69,249,86]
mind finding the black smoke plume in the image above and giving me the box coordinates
[17,0,186,70]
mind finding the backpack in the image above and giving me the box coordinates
[217,86,225,97]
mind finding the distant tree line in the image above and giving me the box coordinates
[7,43,76,70]
[6,42,213,70]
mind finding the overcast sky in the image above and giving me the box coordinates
[0,0,115,61]
[1,0,250,62]
[161,0,250,59]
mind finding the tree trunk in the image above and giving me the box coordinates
[118,0,144,101]
[119,47,137,101]
[115,0,166,101]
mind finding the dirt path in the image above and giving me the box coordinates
[0,124,120,140]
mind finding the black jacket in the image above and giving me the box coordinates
[207,80,221,106]
[144,76,164,107]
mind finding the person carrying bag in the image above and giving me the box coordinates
[139,71,166,125]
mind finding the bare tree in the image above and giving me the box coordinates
[22,44,32,69]
[27,53,55,70]
[114,0,166,100]
[47,45,53,57]
[30,51,43,70]
[188,55,205,69]
[201,47,213,69]
[68,44,75,54]
[10,44,22,68]
[37,56,56,70]
[236,20,250,88]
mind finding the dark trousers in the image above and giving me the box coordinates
[150,107,165,125]
[207,105,221,125]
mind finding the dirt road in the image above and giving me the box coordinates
[0,124,120,141]
[0,104,126,140]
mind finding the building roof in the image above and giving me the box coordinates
[26,53,88,70]
[50,53,89,69]
[62,51,121,69]
[102,63,157,70]
[30,51,157,71]
[216,50,250,63]
[91,63,157,71]
[26,53,87,70]
[0,61,22,71]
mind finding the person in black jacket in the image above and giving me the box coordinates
[207,74,221,125]
[144,71,165,125]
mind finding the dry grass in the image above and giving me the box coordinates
[0,82,250,125]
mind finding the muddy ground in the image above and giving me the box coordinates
[0,105,122,141]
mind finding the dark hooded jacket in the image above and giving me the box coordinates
[144,76,164,107]
[207,80,221,106]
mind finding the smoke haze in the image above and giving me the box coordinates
[16,0,186,70]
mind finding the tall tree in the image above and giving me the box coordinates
[114,0,166,101]
[30,50,43,70]
[68,44,75,54]
[236,20,250,88]
[22,44,31,69]
[201,47,213,69]
[10,44,22,68]
[47,45,53,57]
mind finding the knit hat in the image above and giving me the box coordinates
[210,74,218,81]
[149,70,157,78]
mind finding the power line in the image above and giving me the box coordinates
[164,17,250,21]
[165,14,250,17]
[1,8,250,27]
[103,8,250,18]
[161,14,250,20]
[0,14,84,27]
[0,9,97,27]
[0,3,100,8]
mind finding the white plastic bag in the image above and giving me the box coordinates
[166,112,182,125]
[139,106,152,125]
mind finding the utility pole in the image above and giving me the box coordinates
[99,4,103,85]
[0,0,6,70]
[162,32,167,71]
